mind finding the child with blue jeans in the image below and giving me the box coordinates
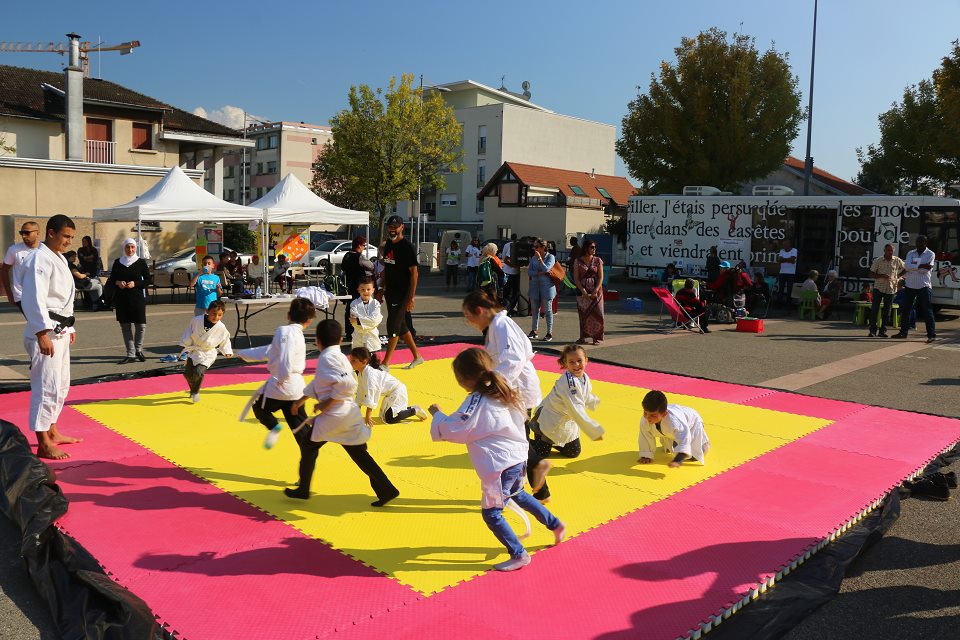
[429,347,565,571]
[527,238,557,342]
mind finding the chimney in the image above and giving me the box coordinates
[590,168,595,179]
[64,33,83,162]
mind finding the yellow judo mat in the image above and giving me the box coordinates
[77,355,828,595]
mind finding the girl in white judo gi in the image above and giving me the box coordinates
[20,215,82,459]
[638,390,711,468]
[461,290,553,501]
[348,347,428,425]
[288,319,399,507]
[237,298,315,450]
[529,344,604,459]
[349,277,382,353]
[428,347,565,572]
[179,299,233,403]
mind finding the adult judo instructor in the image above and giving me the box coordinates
[21,214,83,459]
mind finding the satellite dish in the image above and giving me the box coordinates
[521,80,530,91]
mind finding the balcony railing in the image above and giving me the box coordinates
[85,140,116,164]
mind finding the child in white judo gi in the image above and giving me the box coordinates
[529,344,604,459]
[461,290,552,501]
[239,298,315,450]
[428,347,565,572]
[287,319,399,506]
[179,299,233,403]
[347,346,428,426]
[349,276,382,353]
[638,390,710,468]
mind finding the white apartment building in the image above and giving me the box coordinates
[400,80,616,231]
[222,121,333,204]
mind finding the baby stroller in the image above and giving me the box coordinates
[705,265,753,323]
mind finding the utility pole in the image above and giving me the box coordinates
[802,0,818,195]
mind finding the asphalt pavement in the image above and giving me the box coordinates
[1,272,958,639]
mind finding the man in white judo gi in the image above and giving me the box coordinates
[2,220,41,309]
[21,214,82,459]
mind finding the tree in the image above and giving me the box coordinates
[617,28,803,193]
[933,40,960,180]
[224,224,257,253]
[856,80,950,195]
[311,74,463,239]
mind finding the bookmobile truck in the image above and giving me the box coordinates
[626,189,960,307]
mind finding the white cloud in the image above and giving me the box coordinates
[192,105,267,129]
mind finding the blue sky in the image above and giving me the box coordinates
[4,1,958,184]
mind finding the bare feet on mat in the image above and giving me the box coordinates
[37,433,69,459]
[530,459,552,493]
[50,425,82,445]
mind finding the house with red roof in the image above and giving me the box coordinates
[741,156,873,196]
[477,161,636,245]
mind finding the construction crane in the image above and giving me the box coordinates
[0,33,140,77]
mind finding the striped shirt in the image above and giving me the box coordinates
[870,256,905,295]
[903,248,936,289]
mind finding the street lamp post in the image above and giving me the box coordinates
[802,0,818,195]
[415,75,450,257]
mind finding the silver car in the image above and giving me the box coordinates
[304,239,378,275]
[153,246,251,275]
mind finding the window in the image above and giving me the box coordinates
[268,135,278,149]
[569,185,587,196]
[499,183,520,205]
[242,186,250,202]
[476,159,486,188]
[476,198,485,214]
[596,187,612,200]
[266,160,277,174]
[256,137,267,150]
[131,123,151,150]
[440,194,457,207]
[478,125,487,154]
[226,189,235,202]
[225,165,235,178]
[256,162,263,175]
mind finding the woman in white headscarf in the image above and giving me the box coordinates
[107,238,150,364]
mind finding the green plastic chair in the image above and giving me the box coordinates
[798,290,818,320]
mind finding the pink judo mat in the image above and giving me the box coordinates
[6,343,960,640]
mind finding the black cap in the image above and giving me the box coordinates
[385,215,404,227]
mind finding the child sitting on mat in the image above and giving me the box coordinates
[529,344,604,459]
[638,390,710,468]
[350,276,382,353]
[428,347,566,572]
[348,346,429,426]
[237,298,315,450]
[287,320,399,506]
[179,299,233,403]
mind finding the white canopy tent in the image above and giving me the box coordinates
[250,173,370,292]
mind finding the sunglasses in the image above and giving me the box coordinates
[19,229,36,235]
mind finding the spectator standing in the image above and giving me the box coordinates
[501,233,519,314]
[869,243,905,338]
[566,236,583,270]
[108,238,150,364]
[2,220,40,309]
[892,235,937,343]
[445,240,462,291]
[776,239,798,305]
[380,216,424,369]
[464,237,482,290]
[528,238,557,342]
[573,239,605,343]
[341,236,376,342]
[706,246,721,284]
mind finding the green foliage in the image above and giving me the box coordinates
[617,28,803,193]
[311,74,464,239]
[223,223,257,253]
[857,42,960,194]
[602,213,628,246]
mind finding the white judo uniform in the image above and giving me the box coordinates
[638,404,710,465]
[533,371,604,446]
[4,241,38,303]
[237,323,306,420]
[21,244,75,433]
[431,392,529,508]
[356,364,408,421]
[304,346,369,445]
[179,315,234,367]
[350,297,382,353]
[484,310,541,411]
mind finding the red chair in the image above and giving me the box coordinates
[652,286,704,334]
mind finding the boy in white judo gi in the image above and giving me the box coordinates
[638,390,710,468]
[529,344,604,459]
[347,346,428,425]
[179,299,233,403]
[349,276,382,353]
[240,298,316,450]
[288,319,399,506]
[20,215,82,459]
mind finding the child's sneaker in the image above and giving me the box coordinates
[191,393,200,403]
[413,405,430,421]
[403,356,425,369]
[179,352,189,361]
[160,354,179,363]
[552,522,566,545]
[493,553,531,572]
[263,424,283,450]
[527,330,538,339]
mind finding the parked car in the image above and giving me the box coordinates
[153,246,252,275]
[303,239,378,274]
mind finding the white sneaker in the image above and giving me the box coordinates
[413,405,429,421]
[552,522,566,545]
[263,425,283,450]
[191,393,200,403]
[403,356,425,369]
[493,553,531,572]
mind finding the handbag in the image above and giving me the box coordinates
[546,260,566,287]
